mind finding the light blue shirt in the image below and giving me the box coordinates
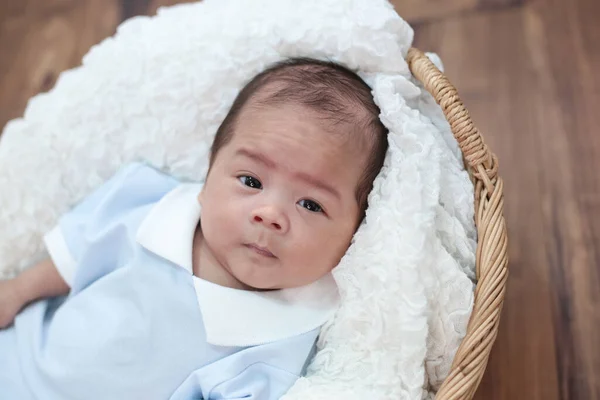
[0,163,339,400]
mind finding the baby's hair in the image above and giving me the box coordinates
[210,57,388,218]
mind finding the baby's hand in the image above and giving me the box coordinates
[0,279,26,329]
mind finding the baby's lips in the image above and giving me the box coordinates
[246,243,276,258]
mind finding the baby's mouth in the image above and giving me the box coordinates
[245,243,276,258]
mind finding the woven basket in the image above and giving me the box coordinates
[406,48,509,400]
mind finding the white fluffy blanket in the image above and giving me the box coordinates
[0,0,476,398]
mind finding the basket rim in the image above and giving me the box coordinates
[406,48,509,400]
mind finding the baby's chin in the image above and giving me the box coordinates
[230,255,334,290]
[236,272,323,291]
[235,276,283,292]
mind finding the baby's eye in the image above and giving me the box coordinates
[298,199,323,213]
[239,175,262,189]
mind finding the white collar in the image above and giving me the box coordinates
[136,183,340,347]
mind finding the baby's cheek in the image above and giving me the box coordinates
[216,207,244,241]
[293,233,335,266]
[200,207,223,242]
[319,231,352,264]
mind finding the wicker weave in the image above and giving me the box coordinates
[406,48,509,400]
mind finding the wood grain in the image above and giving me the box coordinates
[414,0,600,398]
[0,0,598,398]
[390,0,523,23]
[0,0,121,131]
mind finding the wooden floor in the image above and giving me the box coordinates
[1,0,598,398]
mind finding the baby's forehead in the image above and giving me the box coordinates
[249,78,365,113]
[239,100,364,149]
[246,84,366,131]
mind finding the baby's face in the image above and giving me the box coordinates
[198,103,368,289]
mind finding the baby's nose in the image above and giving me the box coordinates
[253,215,281,230]
[251,207,289,233]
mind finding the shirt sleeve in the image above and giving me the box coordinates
[43,162,179,287]
[169,329,319,400]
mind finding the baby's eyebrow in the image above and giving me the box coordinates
[235,148,341,200]
[236,148,276,169]
[295,171,341,201]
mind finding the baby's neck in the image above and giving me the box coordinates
[192,224,254,291]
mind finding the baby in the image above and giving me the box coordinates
[0,58,387,399]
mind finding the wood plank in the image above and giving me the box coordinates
[414,0,599,397]
[147,0,197,15]
[0,0,121,130]
[531,0,600,397]
[391,0,479,23]
[119,0,197,20]
[390,0,523,24]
